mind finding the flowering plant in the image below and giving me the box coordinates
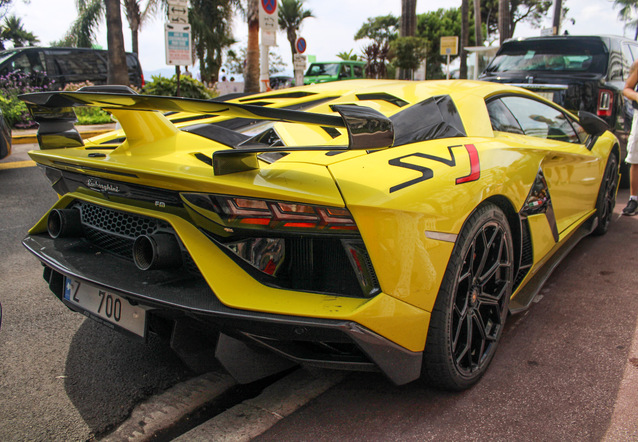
[0,72,55,128]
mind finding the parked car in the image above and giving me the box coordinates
[0,109,10,160]
[20,79,618,390]
[304,60,366,84]
[0,47,144,89]
[480,35,638,186]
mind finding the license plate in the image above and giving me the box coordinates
[64,278,149,338]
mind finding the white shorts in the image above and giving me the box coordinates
[626,110,638,164]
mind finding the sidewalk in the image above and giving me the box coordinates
[11,123,117,144]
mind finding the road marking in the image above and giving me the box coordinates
[0,160,36,170]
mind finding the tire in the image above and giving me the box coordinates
[592,152,619,236]
[421,203,514,391]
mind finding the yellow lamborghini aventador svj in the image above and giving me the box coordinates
[20,79,618,390]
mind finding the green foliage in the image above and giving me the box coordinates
[74,107,114,125]
[612,0,638,38]
[416,7,475,79]
[390,36,427,71]
[190,0,239,84]
[354,14,399,46]
[0,72,54,128]
[142,75,215,99]
[224,47,286,76]
[0,14,39,50]
[278,0,314,68]
[336,50,358,61]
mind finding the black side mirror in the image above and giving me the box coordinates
[578,111,609,137]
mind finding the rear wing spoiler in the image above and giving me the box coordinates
[19,90,395,156]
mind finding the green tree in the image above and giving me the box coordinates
[224,47,286,76]
[612,0,638,40]
[391,36,427,75]
[278,0,313,68]
[0,14,39,49]
[481,0,553,41]
[336,49,358,61]
[123,0,160,55]
[189,0,239,84]
[416,7,475,79]
[354,14,399,47]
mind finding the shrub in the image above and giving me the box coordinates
[142,74,216,99]
[0,72,54,128]
[62,81,113,125]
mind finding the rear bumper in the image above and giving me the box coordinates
[23,233,423,385]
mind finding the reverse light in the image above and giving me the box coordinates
[182,193,358,232]
[597,89,613,117]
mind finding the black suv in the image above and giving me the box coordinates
[480,35,638,186]
[0,47,144,89]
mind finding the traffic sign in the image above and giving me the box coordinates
[293,54,307,70]
[295,37,306,54]
[165,23,192,66]
[259,0,277,32]
[168,0,188,24]
[440,36,459,56]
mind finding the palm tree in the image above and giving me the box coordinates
[460,0,469,79]
[498,0,510,44]
[104,0,128,84]
[245,0,259,92]
[474,0,483,46]
[612,0,638,40]
[278,0,313,68]
[124,0,160,55]
[0,15,39,49]
[399,0,416,79]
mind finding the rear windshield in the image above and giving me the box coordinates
[484,39,608,74]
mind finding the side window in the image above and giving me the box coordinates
[353,64,363,78]
[9,53,32,74]
[340,64,352,78]
[501,96,581,143]
[486,99,524,134]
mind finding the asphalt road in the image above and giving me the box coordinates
[0,145,194,441]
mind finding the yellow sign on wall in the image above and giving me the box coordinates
[440,36,459,56]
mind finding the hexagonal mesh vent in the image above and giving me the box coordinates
[76,201,161,238]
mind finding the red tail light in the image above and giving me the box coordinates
[181,193,358,233]
[597,89,613,117]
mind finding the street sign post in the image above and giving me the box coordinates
[259,0,278,91]
[165,23,192,66]
[440,36,459,80]
[259,0,278,32]
[168,0,188,24]
[294,53,306,86]
[295,37,307,54]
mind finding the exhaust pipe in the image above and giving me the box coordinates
[133,234,183,271]
[47,209,83,238]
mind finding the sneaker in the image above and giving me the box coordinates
[622,199,638,216]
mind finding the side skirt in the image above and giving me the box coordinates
[509,213,598,313]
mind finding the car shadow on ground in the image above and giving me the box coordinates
[63,320,194,435]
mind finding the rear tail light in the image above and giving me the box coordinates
[181,193,358,233]
[141,73,145,88]
[597,89,613,117]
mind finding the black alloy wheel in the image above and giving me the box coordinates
[422,203,514,390]
[592,152,619,236]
